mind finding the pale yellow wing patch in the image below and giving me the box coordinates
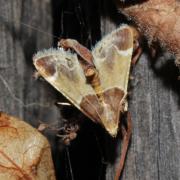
[33,48,95,111]
[92,25,133,93]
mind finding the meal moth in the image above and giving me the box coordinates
[33,24,141,179]
[33,25,137,136]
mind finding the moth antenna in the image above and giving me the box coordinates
[0,15,59,40]
[19,21,59,39]
[0,74,50,108]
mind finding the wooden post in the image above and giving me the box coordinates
[0,1,179,180]
[0,0,61,174]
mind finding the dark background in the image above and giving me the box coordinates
[0,0,179,180]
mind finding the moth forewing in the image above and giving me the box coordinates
[92,25,133,94]
[33,49,97,118]
[91,25,134,135]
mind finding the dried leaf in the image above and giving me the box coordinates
[0,112,56,180]
[116,0,180,68]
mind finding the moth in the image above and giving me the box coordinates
[33,25,141,179]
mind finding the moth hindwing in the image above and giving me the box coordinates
[33,25,134,136]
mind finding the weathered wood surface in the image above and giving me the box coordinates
[0,0,179,180]
[101,8,180,180]
[101,4,180,180]
[0,0,61,177]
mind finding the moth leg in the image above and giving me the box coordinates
[114,112,132,180]
[33,71,41,80]
[131,46,142,65]
[58,39,94,65]
[37,123,49,132]
[57,123,80,145]
[130,25,142,65]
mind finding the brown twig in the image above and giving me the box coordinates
[114,112,132,180]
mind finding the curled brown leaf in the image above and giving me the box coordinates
[116,0,180,68]
[0,112,56,180]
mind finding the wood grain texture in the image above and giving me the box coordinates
[101,16,180,180]
[0,0,179,180]
[0,0,61,173]
[127,56,180,180]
